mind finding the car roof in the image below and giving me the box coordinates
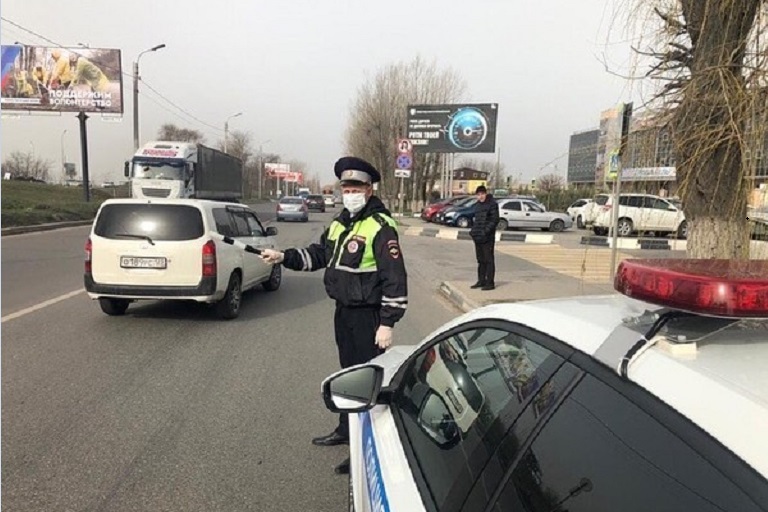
[453,296,768,478]
[100,198,247,209]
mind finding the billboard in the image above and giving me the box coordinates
[407,103,498,153]
[264,163,291,177]
[1,45,123,113]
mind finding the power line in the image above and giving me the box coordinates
[1,16,224,134]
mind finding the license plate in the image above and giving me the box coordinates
[120,256,167,269]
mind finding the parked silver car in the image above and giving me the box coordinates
[496,198,573,232]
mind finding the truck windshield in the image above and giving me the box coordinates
[132,160,185,181]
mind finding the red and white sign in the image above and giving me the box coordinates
[264,162,291,177]
[142,148,178,157]
[397,138,413,154]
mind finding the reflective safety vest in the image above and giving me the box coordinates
[326,214,398,273]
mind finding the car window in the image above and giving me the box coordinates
[570,200,586,208]
[503,201,522,211]
[212,208,237,237]
[523,202,544,213]
[617,196,631,206]
[649,198,672,210]
[394,326,566,512]
[594,195,609,206]
[230,210,251,237]
[246,213,265,236]
[491,375,764,512]
[626,196,644,207]
[280,197,304,205]
[308,195,323,200]
[94,204,204,241]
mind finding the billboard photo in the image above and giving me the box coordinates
[264,163,291,177]
[407,103,499,153]
[1,45,123,113]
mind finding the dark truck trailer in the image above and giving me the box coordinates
[194,145,243,201]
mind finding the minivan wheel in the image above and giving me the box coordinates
[99,298,130,316]
[617,218,634,237]
[456,216,471,228]
[262,264,282,292]
[216,272,242,320]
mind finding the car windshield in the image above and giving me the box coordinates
[132,160,185,180]
[94,204,204,241]
[280,197,304,204]
[308,195,323,200]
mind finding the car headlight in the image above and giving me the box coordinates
[445,211,457,218]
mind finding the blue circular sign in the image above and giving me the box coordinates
[397,154,412,169]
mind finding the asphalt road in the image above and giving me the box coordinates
[1,206,456,512]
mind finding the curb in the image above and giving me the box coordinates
[405,227,553,245]
[439,281,480,313]
[580,235,686,251]
[1,219,94,237]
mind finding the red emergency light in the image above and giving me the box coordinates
[615,259,768,318]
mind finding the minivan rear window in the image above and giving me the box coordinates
[94,204,204,241]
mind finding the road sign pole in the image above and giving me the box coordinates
[399,176,405,216]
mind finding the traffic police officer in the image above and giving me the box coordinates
[260,156,408,474]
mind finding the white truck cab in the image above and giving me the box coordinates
[126,142,198,199]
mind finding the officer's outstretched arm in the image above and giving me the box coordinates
[374,226,408,327]
[282,229,330,272]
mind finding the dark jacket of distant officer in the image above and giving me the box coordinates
[259,157,408,471]
[469,186,499,290]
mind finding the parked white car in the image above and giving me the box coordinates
[592,193,687,238]
[497,198,573,232]
[566,198,593,229]
[84,199,281,319]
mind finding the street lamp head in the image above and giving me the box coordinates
[151,44,166,52]
[233,112,243,119]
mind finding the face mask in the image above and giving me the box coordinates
[343,193,367,214]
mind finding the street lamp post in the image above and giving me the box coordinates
[133,43,166,151]
[224,112,242,153]
[61,129,67,182]
[257,139,271,199]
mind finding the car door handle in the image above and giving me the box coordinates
[525,213,531,216]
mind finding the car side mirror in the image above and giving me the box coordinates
[418,390,460,448]
[265,226,278,237]
[124,161,130,178]
[322,365,384,413]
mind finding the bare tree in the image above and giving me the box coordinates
[345,57,466,209]
[629,1,768,258]
[537,173,566,193]
[156,123,206,144]
[3,151,51,181]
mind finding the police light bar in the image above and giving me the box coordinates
[615,259,768,318]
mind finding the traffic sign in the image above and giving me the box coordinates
[396,154,413,169]
[397,138,413,154]
[395,169,412,179]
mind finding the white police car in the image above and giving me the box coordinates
[322,259,768,511]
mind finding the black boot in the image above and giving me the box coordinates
[334,458,350,475]
[311,431,349,446]
[470,282,484,289]
[481,283,495,291]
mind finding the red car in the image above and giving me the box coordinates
[421,196,469,222]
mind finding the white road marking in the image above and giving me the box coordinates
[2,289,85,323]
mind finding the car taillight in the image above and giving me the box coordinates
[84,238,92,273]
[202,240,217,277]
[277,204,282,211]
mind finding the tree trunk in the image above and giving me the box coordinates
[687,217,751,259]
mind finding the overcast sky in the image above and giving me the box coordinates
[1,0,637,185]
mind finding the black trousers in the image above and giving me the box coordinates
[333,304,384,437]
[474,240,496,285]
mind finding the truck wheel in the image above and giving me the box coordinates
[99,298,129,316]
[216,272,242,320]
[262,265,282,292]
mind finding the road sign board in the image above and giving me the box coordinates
[395,169,412,179]
[397,138,413,154]
[396,154,413,169]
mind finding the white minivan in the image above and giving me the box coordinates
[84,199,281,319]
